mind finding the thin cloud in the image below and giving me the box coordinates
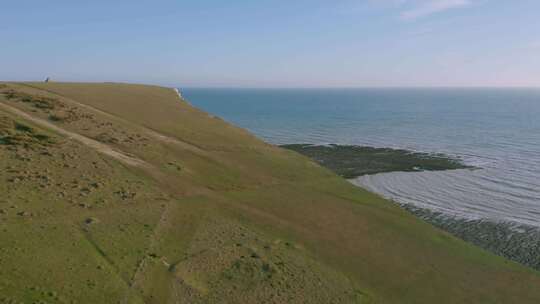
[399,0,472,20]
[530,41,540,49]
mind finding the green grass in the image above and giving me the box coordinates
[0,82,539,304]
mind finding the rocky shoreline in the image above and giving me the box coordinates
[283,143,539,271]
[281,144,472,178]
[401,203,540,271]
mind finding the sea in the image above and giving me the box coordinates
[182,88,540,228]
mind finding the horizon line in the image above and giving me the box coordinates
[3,79,539,90]
[179,85,540,90]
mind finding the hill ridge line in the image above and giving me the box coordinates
[18,83,210,156]
[0,101,150,168]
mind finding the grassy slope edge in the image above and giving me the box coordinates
[0,82,538,304]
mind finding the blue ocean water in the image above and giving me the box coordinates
[183,88,540,227]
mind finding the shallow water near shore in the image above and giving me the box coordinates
[183,88,540,228]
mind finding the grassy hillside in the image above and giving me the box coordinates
[0,82,539,304]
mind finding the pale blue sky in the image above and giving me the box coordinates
[1,0,539,87]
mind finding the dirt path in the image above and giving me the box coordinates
[0,101,150,168]
[18,83,209,156]
[119,199,184,304]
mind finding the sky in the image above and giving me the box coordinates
[1,0,539,87]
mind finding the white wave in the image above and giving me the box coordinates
[351,168,540,227]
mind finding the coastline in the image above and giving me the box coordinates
[399,203,540,271]
[284,143,540,271]
[2,82,540,302]
[281,144,472,178]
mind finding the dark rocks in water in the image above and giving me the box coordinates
[401,203,540,271]
[281,144,472,178]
